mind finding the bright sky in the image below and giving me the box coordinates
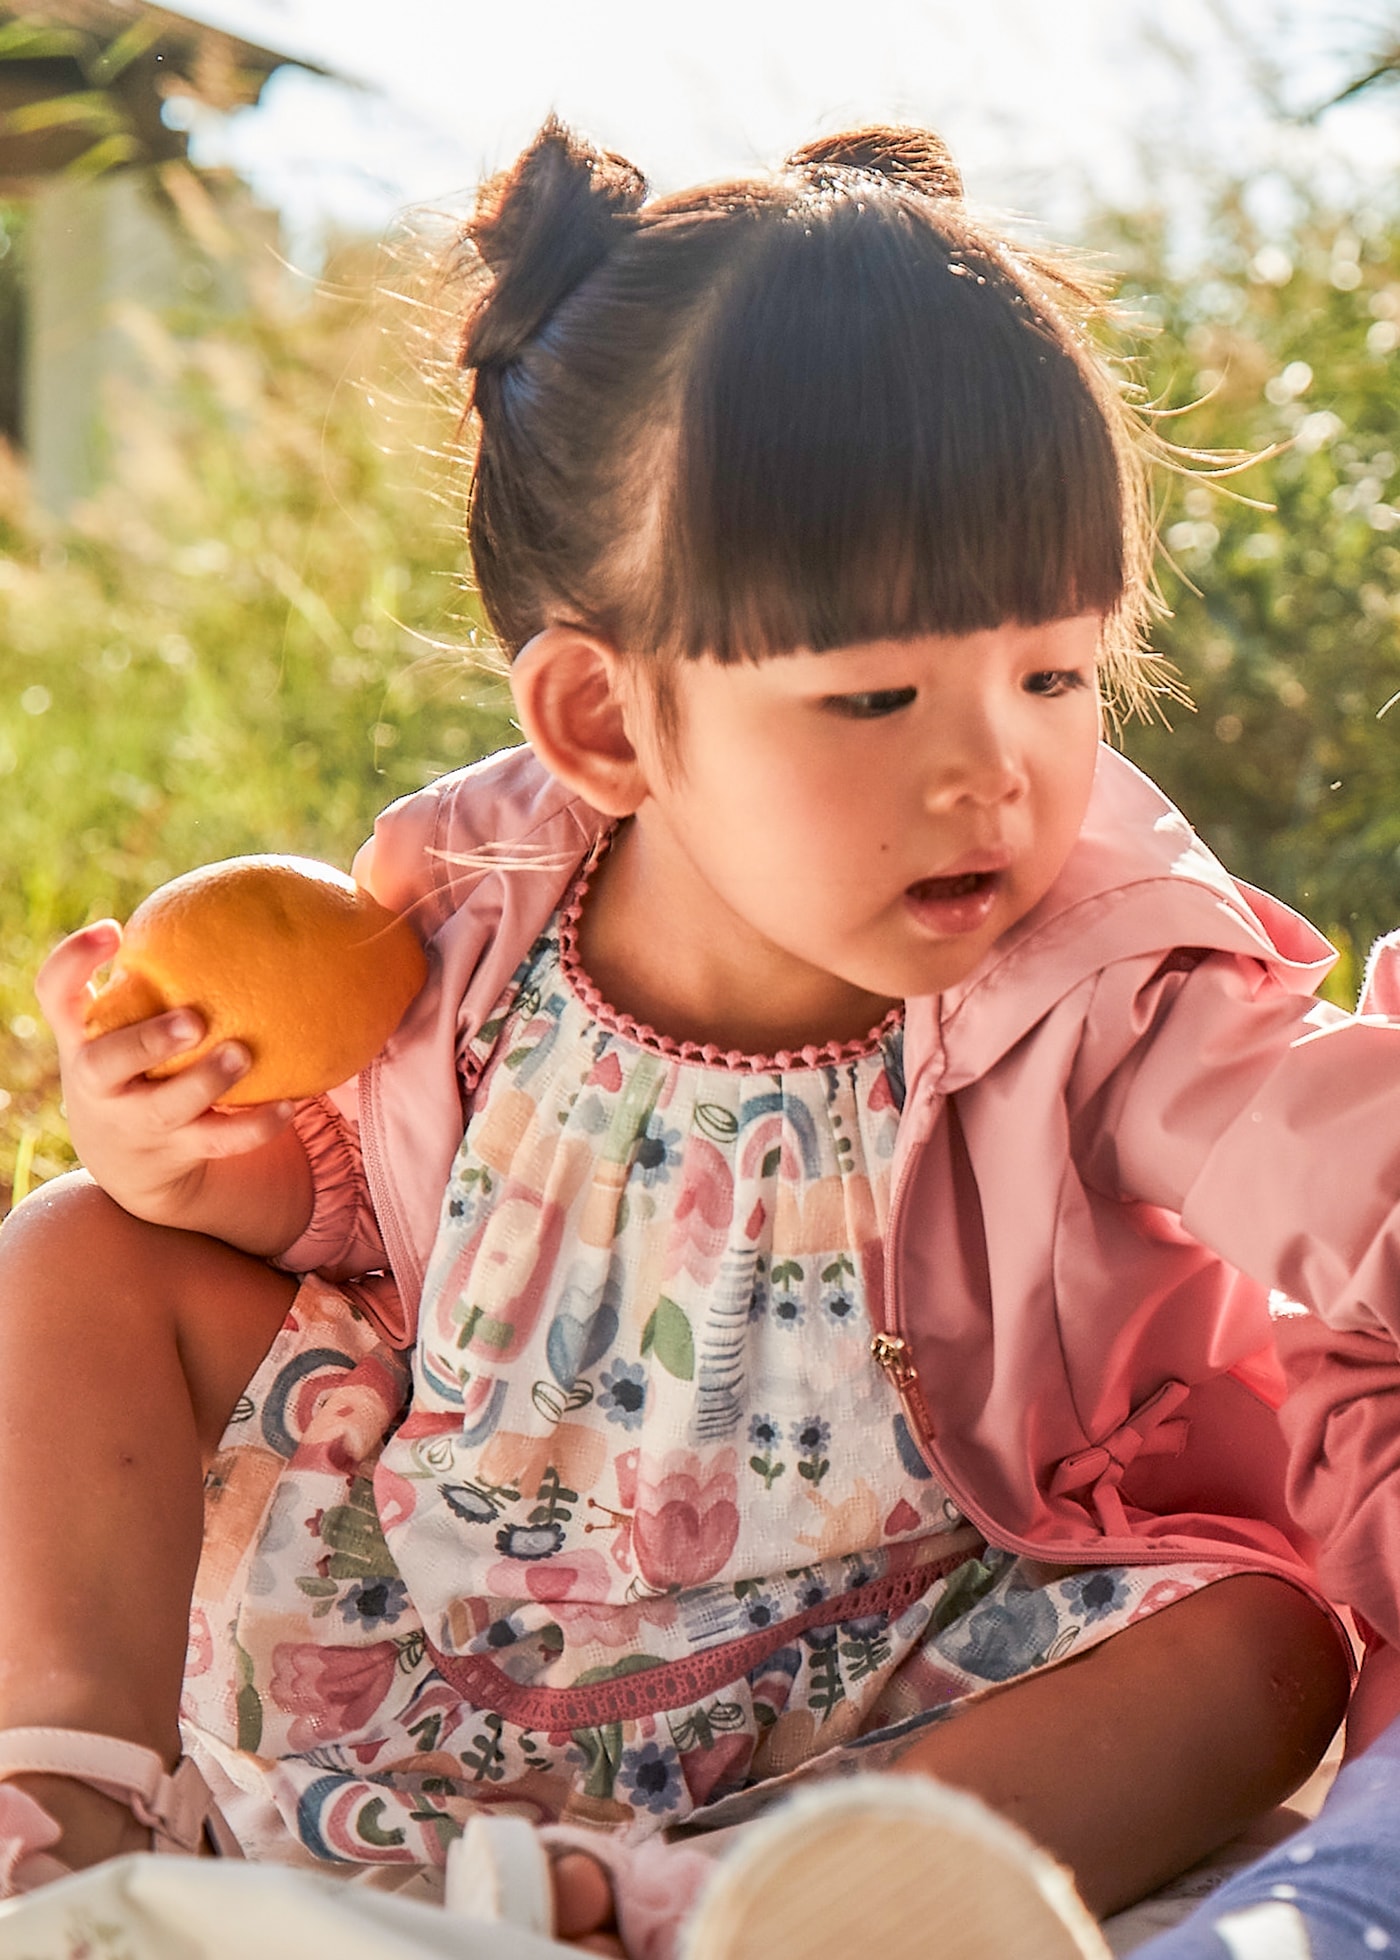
[168,0,1400,261]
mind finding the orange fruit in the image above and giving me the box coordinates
[83,854,428,1105]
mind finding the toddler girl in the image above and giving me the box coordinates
[1,117,1389,1955]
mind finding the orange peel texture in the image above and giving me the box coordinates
[82,854,429,1106]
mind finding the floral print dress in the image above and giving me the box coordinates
[183,871,1227,1878]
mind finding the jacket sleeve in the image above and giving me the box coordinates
[274,807,444,1281]
[1078,949,1400,1644]
[1273,1308,1400,1650]
[275,1089,388,1280]
[1081,949,1400,1339]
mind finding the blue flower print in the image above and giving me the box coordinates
[741,1589,783,1633]
[1063,1569,1130,1624]
[747,1413,786,1489]
[618,1740,685,1816]
[634,1118,682,1186]
[940,1588,1059,1682]
[495,1521,567,1561]
[821,1289,860,1329]
[792,1414,831,1487]
[841,1613,890,1643]
[770,1292,805,1331]
[794,1571,828,1614]
[598,1359,648,1431]
[817,1256,858,1330]
[339,1577,409,1630]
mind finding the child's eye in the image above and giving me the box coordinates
[823,687,917,719]
[1024,669,1090,698]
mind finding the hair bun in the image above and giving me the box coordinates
[787,125,963,200]
[462,117,647,375]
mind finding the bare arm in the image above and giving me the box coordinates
[36,920,313,1257]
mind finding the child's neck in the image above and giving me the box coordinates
[576,821,898,1057]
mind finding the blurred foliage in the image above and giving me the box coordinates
[8,152,1400,1207]
[0,199,23,443]
[0,240,514,1209]
[1111,186,1400,1005]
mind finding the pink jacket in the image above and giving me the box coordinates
[287,740,1400,1636]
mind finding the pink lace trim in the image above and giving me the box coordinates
[425,1546,974,1730]
[557,856,904,1075]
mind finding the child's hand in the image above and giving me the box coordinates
[553,1851,625,1955]
[36,921,296,1232]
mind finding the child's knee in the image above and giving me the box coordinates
[0,1168,290,1338]
[1,1171,140,1281]
[1196,1576,1350,1766]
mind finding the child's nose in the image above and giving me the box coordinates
[923,717,1029,811]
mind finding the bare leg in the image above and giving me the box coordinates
[892,1573,1349,1917]
[554,1575,1348,1948]
[0,1172,295,1870]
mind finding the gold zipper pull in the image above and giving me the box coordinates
[871,1332,915,1386]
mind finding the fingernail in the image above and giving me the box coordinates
[219,1043,250,1075]
[168,1013,200,1044]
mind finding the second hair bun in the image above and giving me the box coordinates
[787,126,963,201]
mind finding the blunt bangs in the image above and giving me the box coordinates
[662,197,1127,662]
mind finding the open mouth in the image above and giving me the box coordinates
[904,866,1004,937]
[907,870,998,900]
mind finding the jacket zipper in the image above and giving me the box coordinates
[874,1094,949,1464]
[870,1088,1310,1582]
[871,1331,915,1386]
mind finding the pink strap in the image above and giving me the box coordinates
[0,1729,211,1856]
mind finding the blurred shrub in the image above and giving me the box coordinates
[10,172,1400,1205]
[0,239,514,1208]
[1111,187,1400,1000]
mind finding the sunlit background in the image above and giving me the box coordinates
[178,0,1400,257]
[5,0,1400,1204]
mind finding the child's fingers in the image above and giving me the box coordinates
[552,1851,618,1943]
[72,1009,210,1098]
[180,1097,298,1161]
[120,1051,294,1157]
[112,1042,275,1135]
[34,920,122,1041]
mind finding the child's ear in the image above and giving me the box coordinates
[510,628,649,817]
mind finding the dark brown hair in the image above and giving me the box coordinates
[452,118,1152,707]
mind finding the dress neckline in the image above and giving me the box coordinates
[556,843,904,1076]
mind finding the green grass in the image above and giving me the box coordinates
[0,251,514,1210]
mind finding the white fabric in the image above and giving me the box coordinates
[0,1856,571,1959]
